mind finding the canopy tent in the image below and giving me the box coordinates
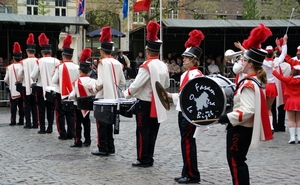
[86,28,126,38]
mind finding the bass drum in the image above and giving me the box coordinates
[208,74,235,113]
[180,75,235,126]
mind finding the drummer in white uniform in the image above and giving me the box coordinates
[18,33,38,129]
[91,26,126,156]
[31,33,60,134]
[52,34,79,140]
[69,48,96,147]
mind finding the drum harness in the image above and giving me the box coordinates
[235,77,265,92]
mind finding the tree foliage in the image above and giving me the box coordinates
[242,0,260,20]
[85,0,122,30]
[259,0,299,19]
[38,0,50,15]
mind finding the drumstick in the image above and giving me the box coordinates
[192,118,219,123]
[286,8,295,34]
[114,83,123,92]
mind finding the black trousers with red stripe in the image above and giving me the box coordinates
[9,93,24,125]
[134,100,160,165]
[35,86,54,131]
[74,105,91,145]
[22,87,38,127]
[96,119,114,153]
[55,93,74,138]
[178,112,200,180]
[226,125,253,185]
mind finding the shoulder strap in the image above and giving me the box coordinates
[235,77,265,92]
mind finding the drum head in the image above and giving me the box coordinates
[180,76,226,126]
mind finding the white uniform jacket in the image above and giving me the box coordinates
[4,62,23,99]
[18,56,37,95]
[94,57,126,99]
[123,57,170,123]
[262,44,287,83]
[227,76,273,147]
[52,60,79,99]
[31,56,60,98]
[275,62,291,107]
[69,76,97,117]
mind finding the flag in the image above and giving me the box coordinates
[122,0,128,19]
[77,0,85,17]
[133,0,151,12]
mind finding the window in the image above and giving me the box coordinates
[27,0,38,15]
[167,1,178,19]
[55,0,67,16]
[27,0,38,5]
[133,12,144,24]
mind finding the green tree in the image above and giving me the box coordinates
[38,0,50,15]
[259,0,299,19]
[242,0,260,20]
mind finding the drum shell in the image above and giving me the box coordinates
[15,81,22,93]
[208,74,235,113]
[77,96,96,110]
[94,104,117,124]
[62,100,74,112]
[31,83,38,95]
[45,91,56,103]
[118,98,136,118]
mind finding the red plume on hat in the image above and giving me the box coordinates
[184,30,205,48]
[99,26,112,43]
[38,33,49,47]
[79,48,92,62]
[13,42,22,53]
[27,33,34,44]
[146,21,160,41]
[242,23,272,50]
[62,34,72,48]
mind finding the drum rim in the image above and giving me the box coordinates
[179,76,227,126]
[208,74,235,92]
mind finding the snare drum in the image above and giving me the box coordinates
[77,96,96,110]
[93,99,118,124]
[62,99,74,112]
[118,98,136,118]
[180,75,235,126]
[45,86,56,103]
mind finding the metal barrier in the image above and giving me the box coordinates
[0,80,9,103]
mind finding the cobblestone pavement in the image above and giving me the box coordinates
[0,106,299,185]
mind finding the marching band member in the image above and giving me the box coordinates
[262,35,288,132]
[52,34,79,140]
[91,26,126,156]
[123,21,169,167]
[31,33,60,134]
[272,63,300,144]
[167,30,204,184]
[218,24,273,185]
[18,33,38,129]
[292,46,300,61]
[4,42,24,126]
[68,48,96,147]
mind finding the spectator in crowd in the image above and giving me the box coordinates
[115,49,132,79]
[216,55,224,74]
[207,59,220,74]
[169,59,181,84]
[135,51,144,68]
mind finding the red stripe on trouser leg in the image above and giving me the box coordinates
[138,132,142,159]
[185,124,193,177]
[96,120,101,148]
[231,157,239,185]
[55,99,60,134]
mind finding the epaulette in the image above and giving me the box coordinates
[242,80,255,91]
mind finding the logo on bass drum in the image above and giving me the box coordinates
[180,76,226,125]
